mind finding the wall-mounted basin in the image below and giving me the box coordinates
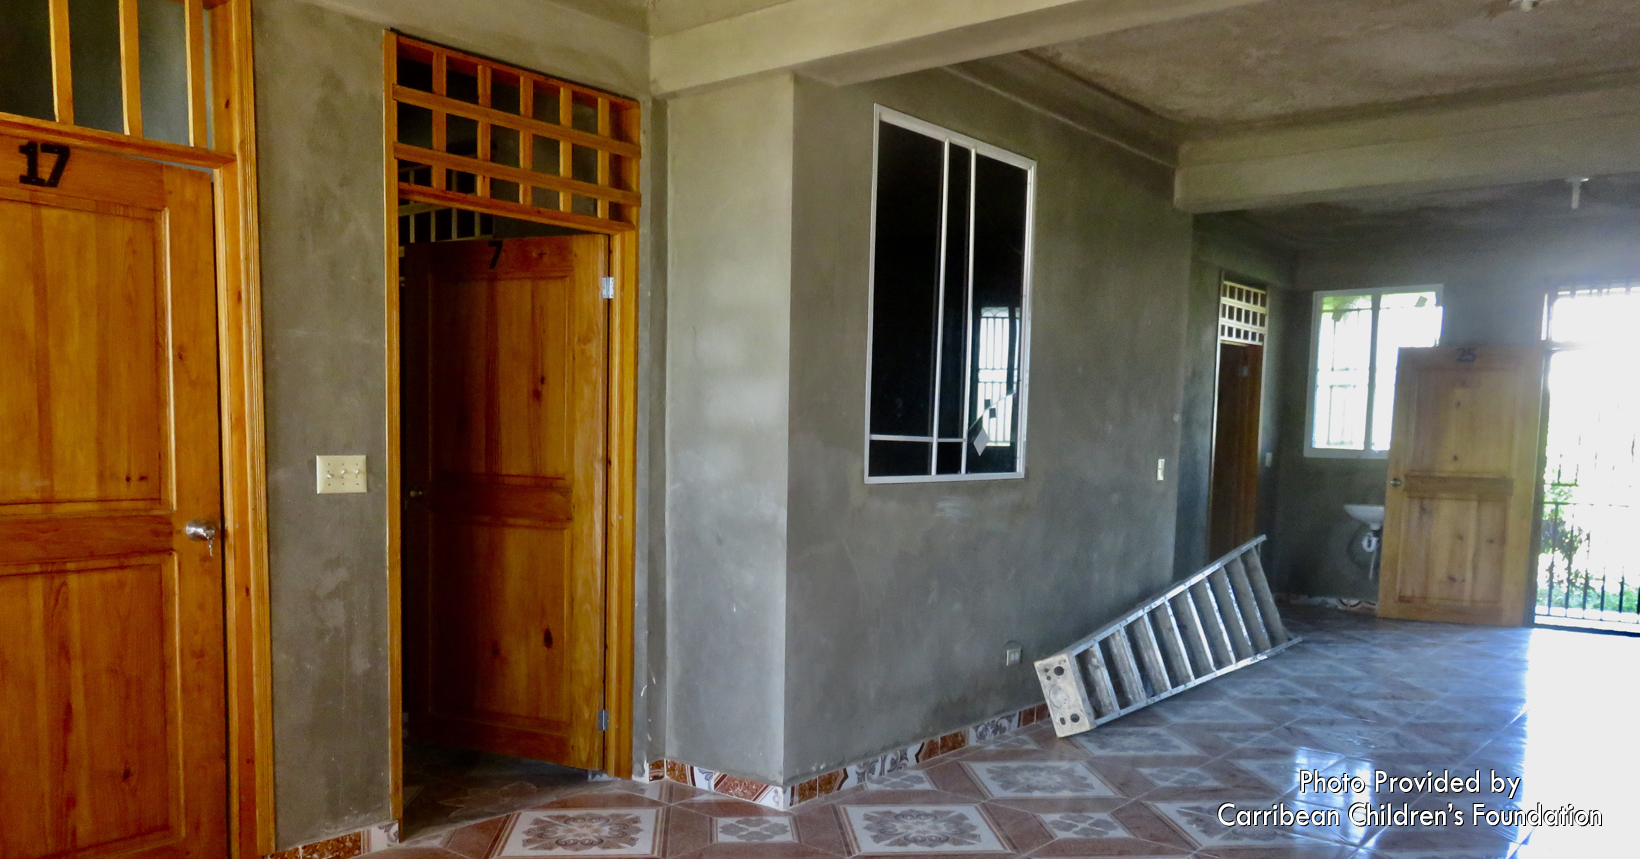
[1344,504,1385,528]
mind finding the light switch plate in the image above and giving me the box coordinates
[1157,458,1166,481]
[317,455,368,494]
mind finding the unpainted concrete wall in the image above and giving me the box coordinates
[1271,221,1640,600]
[254,0,657,845]
[783,70,1193,780]
[664,74,796,785]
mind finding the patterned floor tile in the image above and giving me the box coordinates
[494,808,661,856]
[1039,810,1127,839]
[1071,727,1197,756]
[1147,800,1353,851]
[839,805,1009,854]
[870,769,936,791]
[714,816,795,843]
[963,761,1115,798]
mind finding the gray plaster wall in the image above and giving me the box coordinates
[783,70,1193,780]
[664,74,795,784]
[256,0,392,844]
[1270,221,1640,600]
[255,0,659,845]
[1172,221,1293,579]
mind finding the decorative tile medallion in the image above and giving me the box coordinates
[495,808,660,856]
[1137,766,1224,788]
[841,805,1008,854]
[1072,727,1196,756]
[714,816,795,843]
[1040,811,1127,839]
[869,769,935,791]
[964,761,1114,798]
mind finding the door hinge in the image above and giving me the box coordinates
[600,276,615,300]
[597,709,610,731]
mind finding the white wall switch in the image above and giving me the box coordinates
[317,455,368,494]
[1157,458,1166,481]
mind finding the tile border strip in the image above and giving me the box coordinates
[645,702,1051,810]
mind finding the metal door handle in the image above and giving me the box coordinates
[185,519,219,557]
[1389,478,1403,487]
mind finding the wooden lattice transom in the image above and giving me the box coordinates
[390,34,640,235]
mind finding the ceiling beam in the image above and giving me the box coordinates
[650,0,1277,96]
[1176,86,1640,213]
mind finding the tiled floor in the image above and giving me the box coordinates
[383,607,1640,858]
[402,741,598,838]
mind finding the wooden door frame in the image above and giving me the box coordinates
[0,1,274,856]
[380,34,641,818]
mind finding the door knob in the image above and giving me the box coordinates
[1389,478,1403,487]
[185,519,219,557]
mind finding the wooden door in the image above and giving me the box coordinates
[1379,346,1548,625]
[402,235,608,769]
[0,135,226,857]
[1209,342,1263,557]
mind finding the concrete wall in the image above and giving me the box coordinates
[663,74,795,784]
[1270,220,1640,600]
[254,0,656,845]
[256,1,393,842]
[782,70,1193,780]
[1172,220,1293,578]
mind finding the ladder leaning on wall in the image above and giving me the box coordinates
[1035,536,1295,737]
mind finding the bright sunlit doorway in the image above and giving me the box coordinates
[1536,282,1640,632]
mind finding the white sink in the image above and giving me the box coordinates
[1344,504,1385,528]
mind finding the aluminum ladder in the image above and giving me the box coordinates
[1035,535,1296,737]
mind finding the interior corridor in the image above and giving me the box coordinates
[372,607,1635,859]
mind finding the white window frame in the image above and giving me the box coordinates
[863,105,1037,484]
[1304,284,1444,460]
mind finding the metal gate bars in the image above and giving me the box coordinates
[1035,535,1296,737]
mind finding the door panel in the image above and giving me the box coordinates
[0,134,225,859]
[1379,346,1547,625]
[1209,342,1263,557]
[403,235,607,769]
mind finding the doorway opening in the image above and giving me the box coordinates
[1535,282,1640,633]
[383,30,643,835]
[1208,278,1268,558]
[396,214,614,837]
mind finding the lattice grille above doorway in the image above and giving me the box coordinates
[389,33,641,235]
[1219,280,1268,345]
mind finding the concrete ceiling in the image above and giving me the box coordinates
[1233,172,1640,246]
[1032,0,1640,127]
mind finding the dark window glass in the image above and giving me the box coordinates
[0,0,56,121]
[868,122,944,439]
[867,118,1030,481]
[69,0,123,134]
[869,441,932,478]
[398,56,433,92]
[965,156,1027,471]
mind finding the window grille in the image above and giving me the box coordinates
[1219,280,1268,345]
[389,33,641,235]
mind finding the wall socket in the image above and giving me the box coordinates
[1004,641,1023,666]
[317,455,368,494]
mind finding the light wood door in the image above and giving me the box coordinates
[1379,346,1548,625]
[1209,342,1263,558]
[0,134,226,858]
[403,235,608,769]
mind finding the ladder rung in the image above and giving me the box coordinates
[1243,548,1290,645]
[1081,650,1120,717]
[1171,592,1215,675]
[1209,568,1256,660]
[1226,556,1273,652]
[1131,613,1172,692]
[1190,581,1234,668]
[1152,602,1196,683]
[1106,632,1146,706]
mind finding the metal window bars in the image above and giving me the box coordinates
[1035,535,1295,737]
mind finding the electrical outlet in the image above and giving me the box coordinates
[1157,458,1166,481]
[1004,641,1023,666]
[317,455,368,494]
